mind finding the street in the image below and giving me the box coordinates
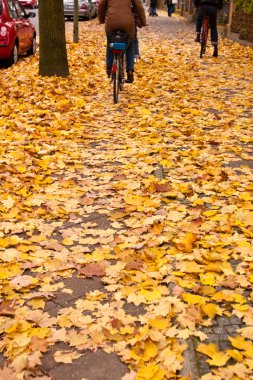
[27,7,39,33]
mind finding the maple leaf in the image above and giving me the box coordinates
[0,367,18,380]
[54,350,83,364]
[197,343,229,366]
[0,301,16,316]
[29,336,49,353]
[78,262,107,277]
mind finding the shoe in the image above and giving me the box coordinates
[106,68,111,78]
[213,45,218,57]
[155,13,158,16]
[125,70,134,83]
[195,34,200,43]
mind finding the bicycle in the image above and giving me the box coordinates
[200,15,209,58]
[108,31,130,104]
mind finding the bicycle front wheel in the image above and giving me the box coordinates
[113,55,120,104]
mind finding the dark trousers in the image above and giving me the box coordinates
[168,4,175,16]
[106,35,134,72]
[196,5,218,45]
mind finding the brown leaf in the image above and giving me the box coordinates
[111,318,124,330]
[154,182,171,192]
[0,301,16,316]
[0,366,18,380]
[78,263,106,278]
[29,336,49,353]
[125,260,143,271]
[220,276,238,289]
[172,285,184,297]
[112,174,126,181]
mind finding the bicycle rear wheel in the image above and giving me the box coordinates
[113,55,120,104]
[200,24,208,58]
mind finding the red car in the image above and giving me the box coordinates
[0,0,36,66]
[19,0,38,9]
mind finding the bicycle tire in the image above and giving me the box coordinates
[119,53,125,91]
[200,23,208,58]
[113,55,120,104]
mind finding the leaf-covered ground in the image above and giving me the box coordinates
[0,10,253,380]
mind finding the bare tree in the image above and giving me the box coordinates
[39,0,69,77]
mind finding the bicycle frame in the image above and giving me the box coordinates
[109,42,126,103]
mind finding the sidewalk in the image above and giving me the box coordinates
[0,9,253,380]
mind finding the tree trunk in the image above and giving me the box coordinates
[39,0,69,77]
[73,0,79,43]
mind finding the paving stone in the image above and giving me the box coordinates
[123,302,146,317]
[196,353,210,375]
[202,328,213,334]
[49,349,129,380]
[219,341,232,351]
[206,334,221,342]
[181,338,200,380]
[53,276,104,307]
[225,325,240,334]
[229,316,241,324]
[81,213,108,223]
[225,159,253,169]
[216,317,232,326]
[0,353,5,367]
[213,326,226,334]
[44,301,60,312]
[153,166,164,180]
[93,216,112,230]
[42,342,70,372]
[205,108,224,115]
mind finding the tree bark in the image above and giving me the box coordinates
[39,0,69,77]
[73,0,79,43]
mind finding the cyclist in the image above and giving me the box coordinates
[98,0,146,83]
[194,0,223,57]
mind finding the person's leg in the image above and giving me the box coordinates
[154,6,158,15]
[208,8,218,45]
[207,6,218,56]
[126,40,134,82]
[195,9,203,41]
[106,34,113,77]
[169,4,173,16]
[134,37,140,57]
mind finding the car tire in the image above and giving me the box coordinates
[7,42,18,66]
[27,35,36,56]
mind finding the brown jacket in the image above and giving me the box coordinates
[98,0,146,39]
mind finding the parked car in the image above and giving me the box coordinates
[19,0,39,9]
[19,0,38,9]
[64,0,97,20]
[0,0,36,66]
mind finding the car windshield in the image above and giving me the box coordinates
[0,0,2,16]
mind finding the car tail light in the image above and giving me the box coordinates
[0,25,9,46]
[80,3,88,9]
